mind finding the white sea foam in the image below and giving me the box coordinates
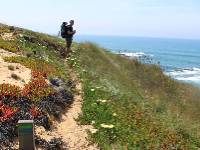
[166,67,200,83]
[119,52,153,58]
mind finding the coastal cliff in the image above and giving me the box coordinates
[1,24,200,149]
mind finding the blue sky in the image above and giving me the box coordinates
[0,0,200,39]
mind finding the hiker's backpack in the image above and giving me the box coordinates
[61,24,66,38]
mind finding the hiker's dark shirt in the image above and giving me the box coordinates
[65,25,73,39]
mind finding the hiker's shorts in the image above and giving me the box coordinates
[65,38,73,49]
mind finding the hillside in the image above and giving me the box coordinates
[73,43,200,149]
[1,24,200,149]
[0,24,98,149]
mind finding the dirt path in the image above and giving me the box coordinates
[0,47,98,149]
[36,71,99,150]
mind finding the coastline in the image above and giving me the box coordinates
[75,35,200,88]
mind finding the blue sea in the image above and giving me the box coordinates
[75,35,200,87]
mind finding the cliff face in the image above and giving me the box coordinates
[1,24,200,149]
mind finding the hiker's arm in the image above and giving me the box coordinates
[67,30,76,35]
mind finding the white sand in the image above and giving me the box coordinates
[0,49,31,88]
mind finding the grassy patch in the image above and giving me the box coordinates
[0,38,21,52]
[72,42,200,149]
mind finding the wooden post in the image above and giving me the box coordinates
[18,120,35,150]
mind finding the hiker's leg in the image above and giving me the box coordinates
[60,48,67,58]
[66,38,72,56]
[60,39,68,58]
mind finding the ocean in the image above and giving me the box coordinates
[74,35,200,87]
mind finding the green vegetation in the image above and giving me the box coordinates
[71,43,200,149]
[8,65,15,71]
[1,23,200,149]
[0,38,20,52]
[0,24,75,149]
[11,73,20,80]
[0,24,70,81]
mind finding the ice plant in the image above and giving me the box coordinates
[30,106,40,118]
[22,71,55,100]
[0,83,21,99]
[0,103,18,121]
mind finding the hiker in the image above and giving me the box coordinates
[65,20,76,57]
[60,20,76,58]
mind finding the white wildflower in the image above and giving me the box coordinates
[97,99,107,103]
[90,89,95,92]
[90,129,98,134]
[91,120,95,125]
[112,113,117,116]
[100,124,114,129]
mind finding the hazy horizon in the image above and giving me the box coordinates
[74,34,200,41]
[0,0,200,39]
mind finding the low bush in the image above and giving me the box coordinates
[11,73,20,80]
[8,65,15,71]
[0,71,74,148]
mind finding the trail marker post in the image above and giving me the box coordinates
[18,120,35,150]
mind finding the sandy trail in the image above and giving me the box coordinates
[0,47,98,149]
[36,71,99,150]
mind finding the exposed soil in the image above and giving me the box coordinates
[0,49,31,88]
[0,32,14,41]
[36,72,99,150]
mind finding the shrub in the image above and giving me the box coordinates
[0,71,74,148]
[4,56,57,77]
[22,71,55,101]
[0,38,20,52]
[0,83,21,99]
[11,73,20,80]
[8,65,15,71]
